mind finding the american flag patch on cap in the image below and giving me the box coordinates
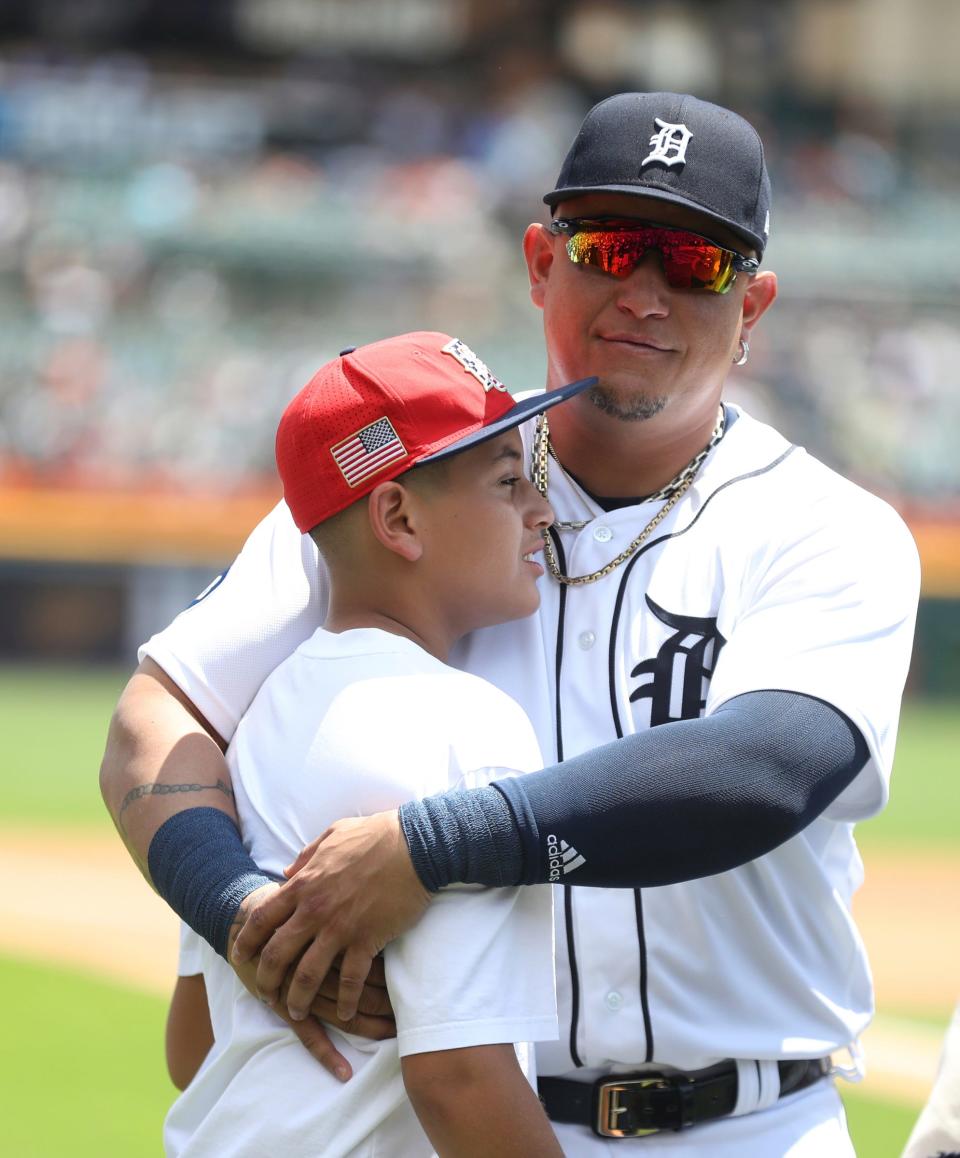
[331,417,407,487]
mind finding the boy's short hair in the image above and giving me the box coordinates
[275,331,594,533]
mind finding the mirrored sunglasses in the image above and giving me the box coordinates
[548,218,760,294]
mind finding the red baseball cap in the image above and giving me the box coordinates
[276,331,596,533]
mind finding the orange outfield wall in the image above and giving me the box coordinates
[0,485,958,595]
[0,484,281,566]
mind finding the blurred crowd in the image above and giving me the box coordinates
[0,47,957,504]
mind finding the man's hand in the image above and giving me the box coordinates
[228,885,398,1082]
[308,955,396,1036]
[227,885,353,1082]
[231,809,431,1022]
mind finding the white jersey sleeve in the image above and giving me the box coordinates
[706,461,920,821]
[139,502,326,742]
[388,881,556,1058]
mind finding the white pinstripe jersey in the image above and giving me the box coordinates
[144,404,920,1081]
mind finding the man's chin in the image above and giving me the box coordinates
[587,385,667,423]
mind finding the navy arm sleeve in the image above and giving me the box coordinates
[399,690,869,890]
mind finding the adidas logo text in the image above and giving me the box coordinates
[547,834,586,882]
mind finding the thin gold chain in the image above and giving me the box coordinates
[533,407,724,586]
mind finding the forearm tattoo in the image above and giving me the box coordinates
[118,777,235,832]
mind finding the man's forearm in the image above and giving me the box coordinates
[100,658,361,1074]
[400,690,869,890]
[99,657,238,882]
[99,658,273,957]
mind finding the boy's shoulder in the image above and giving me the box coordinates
[286,629,546,782]
[291,629,532,736]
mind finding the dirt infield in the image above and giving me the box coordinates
[4,826,957,1106]
[2,826,180,994]
[851,854,960,1017]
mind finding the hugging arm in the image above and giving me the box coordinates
[100,657,241,889]
[100,657,281,959]
[99,658,386,1078]
[406,689,869,889]
[234,688,867,1019]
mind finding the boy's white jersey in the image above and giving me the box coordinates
[146,407,919,1095]
[165,627,557,1157]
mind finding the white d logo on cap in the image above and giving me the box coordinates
[642,118,693,169]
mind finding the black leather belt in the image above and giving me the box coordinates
[538,1057,831,1138]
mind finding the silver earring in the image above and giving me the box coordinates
[733,336,749,366]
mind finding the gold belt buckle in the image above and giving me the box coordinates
[596,1076,671,1138]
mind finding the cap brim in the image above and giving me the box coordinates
[417,375,597,466]
[543,184,765,256]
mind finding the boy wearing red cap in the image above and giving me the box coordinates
[162,332,593,1157]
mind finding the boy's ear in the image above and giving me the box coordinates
[366,481,424,562]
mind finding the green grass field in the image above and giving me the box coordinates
[856,700,960,852]
[3,956,173,1157]
[0,665,127,827]
[1,665,957,1155]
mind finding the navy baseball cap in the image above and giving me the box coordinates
[544,92,771,258]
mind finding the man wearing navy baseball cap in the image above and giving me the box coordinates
[544,91,771,256]
[103,93,919,1157]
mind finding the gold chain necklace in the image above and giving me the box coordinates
[533,406,725,586]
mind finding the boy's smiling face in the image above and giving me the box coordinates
[412,429,553,638]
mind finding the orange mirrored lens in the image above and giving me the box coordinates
[565,228,737,293]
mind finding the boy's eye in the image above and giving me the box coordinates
[500,475,521,487]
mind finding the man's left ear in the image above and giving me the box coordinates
[523,222,556,310]
[740,269,777,340]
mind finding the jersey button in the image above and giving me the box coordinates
[578,631,596,650]
[605,991,623,1011]
[593,526,613,543]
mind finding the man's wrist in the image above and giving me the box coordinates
[398,786,523,891]
[225,882,277,958]
[147,807,276,958]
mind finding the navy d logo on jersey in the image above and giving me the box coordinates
[629,595,725,727]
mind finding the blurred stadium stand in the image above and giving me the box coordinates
[0,0,957,688]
